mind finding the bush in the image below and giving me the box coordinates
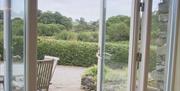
[0,35,23,60]
[12,36,23,57]
[81,65,128,91]
[107,23,130,41]
[37,38,98,66]
[38,23,65,36]
[0,35,157,69]
[37,38,157,68]
[77,32,98,42]
[37,38,129,67]
[55,31,78,41]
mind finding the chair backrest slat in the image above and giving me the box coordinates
[37,59,54,90]
[44,56,59,79]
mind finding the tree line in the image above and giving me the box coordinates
[0,10,159,42]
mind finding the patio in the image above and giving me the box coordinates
[49,65,85,91]
[0,63,86,91]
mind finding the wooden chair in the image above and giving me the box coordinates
[44,56,59,80]
[37,59,54,91]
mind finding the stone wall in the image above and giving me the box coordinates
[152,0,169,91]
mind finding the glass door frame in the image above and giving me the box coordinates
[127,0,180,91]
[4,0,12,90]
[127,0,141,91]
[25,0,37,91]
[97,0,106,91]
[166,0,180,91]
[94,0,180,91]
[173,7,180,90]
[3,0,37,91]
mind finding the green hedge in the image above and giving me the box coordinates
[0,36,157,70]
[37,38,130,67]
[37,38,98,66]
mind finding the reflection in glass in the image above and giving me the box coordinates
[103,0,131,91]
[148,0,170,91]
[11,0,25,90]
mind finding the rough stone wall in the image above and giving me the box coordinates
[155,0,169,90]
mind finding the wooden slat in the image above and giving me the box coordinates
[37,59,54,90]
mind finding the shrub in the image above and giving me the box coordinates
[81,65,128,91]
[37,38,157,68]
[77,32,98,42]
[38,23,65,36]
[0,35,157,69]
[55,31,78,41]
[37,38,97,66]
[12,36,23,57]
[107,23,130,41]
[0,35,23,60]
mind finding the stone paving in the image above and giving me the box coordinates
[0,65,86,91]
[49,65,86,91]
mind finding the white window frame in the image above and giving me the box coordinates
[127,0,141,91]
[173,8,180,90]
[138,0,152,91]
[97,0,106,91]
[4,0,12,90]
[166,0,180,91]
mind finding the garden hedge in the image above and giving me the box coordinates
[0,36,157,70]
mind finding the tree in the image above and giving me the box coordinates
[0,10,3,20]
[12,18,24,36]
[38,11,72,30]
[0,20,3,32]
[107,23,129,41]
[37,10,42,17]
[38,23,65,36]
[107,15,130,27]
[151,11,160,39]
[106,15,130,41]
[73,18,99,32]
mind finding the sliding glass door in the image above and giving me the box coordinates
[2,0,37,91]
[97,0,179,91]
[127,0,180,91]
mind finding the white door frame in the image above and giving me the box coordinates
[4,0,12,90]
[166,0,180,91]
[97,0,106,91]
[173,5,180,90]
[138,0,152,91]
[127,0,141,91]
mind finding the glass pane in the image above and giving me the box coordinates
[147,0,170,91]
[103,0,131,91]
[11,0,25,90]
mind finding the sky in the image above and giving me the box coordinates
[0,0,160,21]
